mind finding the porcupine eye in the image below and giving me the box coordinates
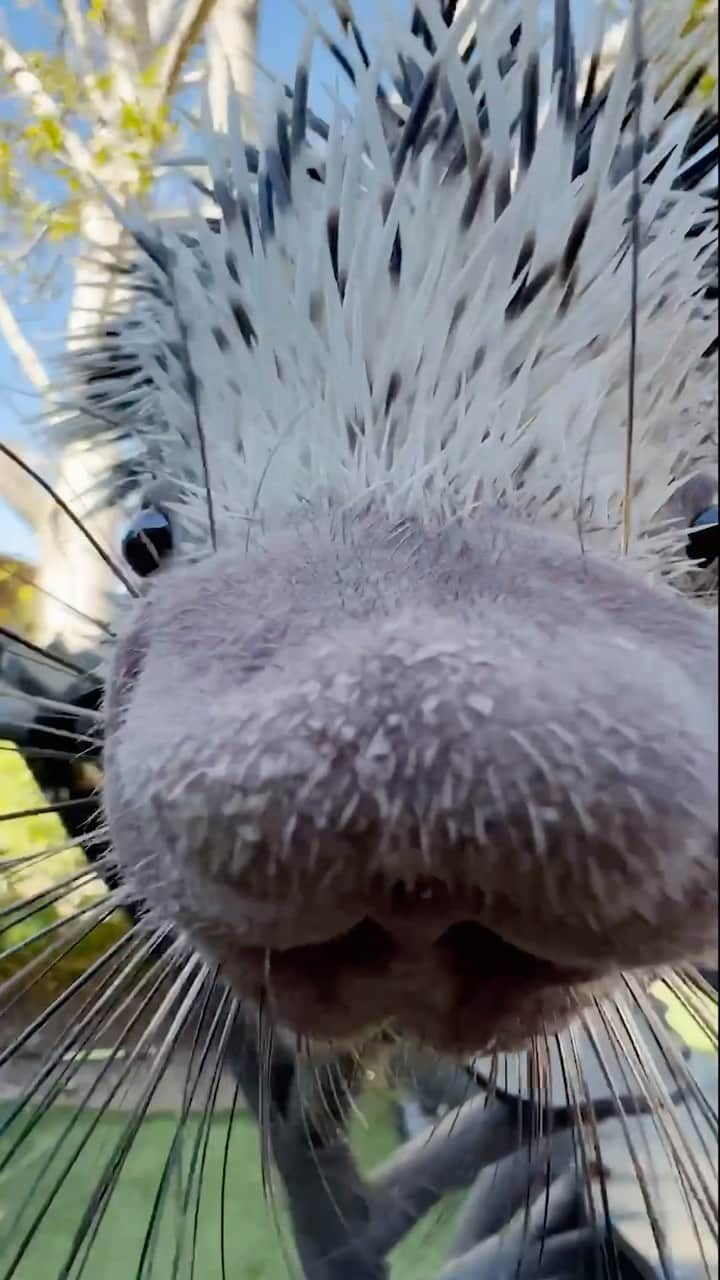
[686,505,719,569]
[121,504,173,577]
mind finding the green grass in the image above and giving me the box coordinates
[0,742,128,985]
[1,747,459,1278]
[2,738,716,1277]
[0,1089,458,1280]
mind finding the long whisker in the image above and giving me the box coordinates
[0,442,138,598]
[555,1029,620,1280]
[219,1053,243,1280]
[622,974,718,1133]
[0,867,102,929]
[293,1048,361,1250]
[256,989,276,1204]
[0,929,167,1156]
[683,966,720,1003]
[621,0,645,555]
[31,955,208,1280]
[597,996,718,1237]
[136,970,226,1278]
[1,688,103,723]
[0,938,183,1267]
[0,689,102,744]
[189,1002,239,1280]
[0,627,102,679]
[0,743,94,763]
[593,1002,716,1280]
[0,913,139,1073]
[0,828,111,876]
[574,1008,674,1279]
[528,1036,555,1271]
[0,797,101,824]
[661,971,719,1050]
[0,901,115,988]
[176,987,234,1280]
[0,568,116,638]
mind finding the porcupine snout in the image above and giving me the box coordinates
[103,511,718,1053]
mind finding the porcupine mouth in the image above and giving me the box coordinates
[203,876,597,1053]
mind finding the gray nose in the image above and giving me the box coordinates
[103,539,718,983]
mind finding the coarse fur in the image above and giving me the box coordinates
[95,0,719,1051]
[0,0,718,1277]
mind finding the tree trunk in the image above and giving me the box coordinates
[1,0,260,651]
[207,0,258,130]
[33,203,127,652]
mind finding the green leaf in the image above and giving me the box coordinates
[92,71,114,97]
[47,205,81,241]
[119,100,147,136]
[23,116,65,159]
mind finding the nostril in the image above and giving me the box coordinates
[325,918,397,968]
[435,922,570,983]
[260,917,398,983]
[435,922,527,974]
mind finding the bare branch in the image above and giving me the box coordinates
[2,226,51,268]
[0,445,52,530]
[104,0,154,97]
[366,1097,518,1257]
[157,0,220,98]
[59,0,94,76]
[206,0,258,129]
[108,0,152,46]
[447,1131,577,1259]
[148,0,192,48]
[1,0,261,652]
[363,1070,667,1260]
[0,289,50,394]
[435,1226,599,1280]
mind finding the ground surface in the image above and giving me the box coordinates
[1,744,718,1280]
[0,1088,458,1280]
[0,748,459,1278]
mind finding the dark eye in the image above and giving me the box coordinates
[121,505,173,577]
[686,505,718,570]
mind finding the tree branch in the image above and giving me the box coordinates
[108,0,153,48]
[206,0,258,129]
[59,0,94,78]
[2,225,51,268]
[157,0,220,98]
[446,1131,577,1260]
[365,1097,518,1258]
[0,36,95,177]
[148,0,192,48]
[362,1071,672,1261]
[0,445,52,529]
[104,0,154,98]
[435,1226,599,1280]
[0,288,50,394]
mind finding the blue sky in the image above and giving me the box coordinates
[0,0,589,562]
[0,0,387,560]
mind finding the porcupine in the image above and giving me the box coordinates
[0,1,718,1278]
